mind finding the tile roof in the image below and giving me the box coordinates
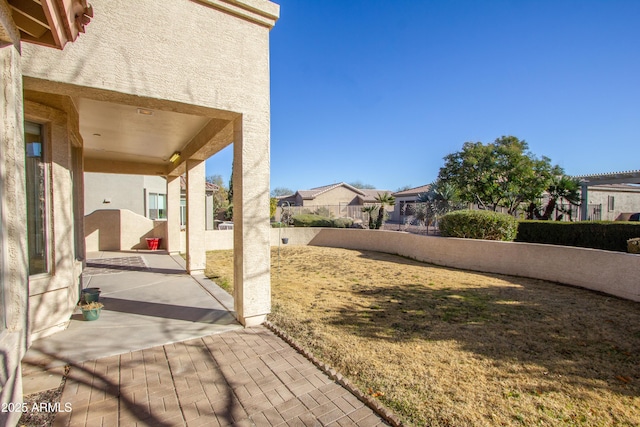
[358,189,393,203]
[295,183,392,202]
[297,182,364,199]
[179,175,219,192]
[392,184,432,197]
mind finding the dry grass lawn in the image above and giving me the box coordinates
[205,246,640,427]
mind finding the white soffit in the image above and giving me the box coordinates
[79,98,210,165]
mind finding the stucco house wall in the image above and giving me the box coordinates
[587,185,640,221]
[85,209,168,252]
[24,96,85,340]
[390,184,431,222]
[2,0,278,421]
[0,20,29,425]
[85,173,148,215]
[21,0,278,331]
[306,186,362,207]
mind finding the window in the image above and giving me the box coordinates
[180,197,187,226]
[148,192,167,219]
[607,196,615,212]
[25,121,49,275]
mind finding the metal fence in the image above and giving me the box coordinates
[274,202,603,227]
[274,204,383,223]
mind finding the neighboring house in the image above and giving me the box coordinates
[387,176,640,223]
[1,1,279,423]
[276,182,392,219]
[278,182,391,207]
[576,170,640,221]
[580,184,640,221]
[84,173,219,228]
[390,184,432,222]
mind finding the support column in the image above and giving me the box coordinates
[0,38,29,427]
[233,116,271,327]
[580,183,589,221]
[166,175,181,254]
[186,160,206,273]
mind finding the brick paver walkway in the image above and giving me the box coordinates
[53,326,388,427]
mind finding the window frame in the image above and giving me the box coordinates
[24,120,53,278]
[148,192,167,220]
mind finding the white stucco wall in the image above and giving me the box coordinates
[0,38,29,427]
[21,0,278,328]
[84,172,167,217]
[202,228,640,303]
[85,209,167,252]
[20,0,277,119]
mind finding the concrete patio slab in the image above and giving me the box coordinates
[22,251,389,426]
[24,251,242,371]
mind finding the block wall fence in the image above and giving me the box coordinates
[203,228,640,303]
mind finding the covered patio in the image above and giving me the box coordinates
[2,0,281,424]
[21,251,387,426]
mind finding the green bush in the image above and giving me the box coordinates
[439,210,518,241]
[291,214,354,228]
[292,214,333,227]
[331,217,354,228]
[516,221,640,252]
[313,206,332,218]
[628,238,640,254]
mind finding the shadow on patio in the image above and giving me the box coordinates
[20,251,388,426]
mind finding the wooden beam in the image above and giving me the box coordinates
[11,8,49,38]
[9,0,49,28]
[84,158,169,176]
[167,118,234,175]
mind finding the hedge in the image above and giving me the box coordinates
[291,214,353,228]
[516,221,640,253]
[439,210,518,241]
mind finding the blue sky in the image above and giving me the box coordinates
[206,0,640,193]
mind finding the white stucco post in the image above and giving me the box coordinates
[166,175,181,254]
[185,160,206,273]
[233,116,271,327]
[0,39,29,427]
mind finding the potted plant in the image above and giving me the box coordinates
[81,287,101,303]
[79,301,104,321]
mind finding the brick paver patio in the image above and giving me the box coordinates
[53,326,388,427]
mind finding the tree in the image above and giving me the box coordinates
[206,174,230,220]
[271,187,294,197]
[374,192,395,229]
[361,205,378,229]
[227,163,233,205]
[270,197,277,219]
[415,181,463,227]
[526,173,581,220]
[348,180,376,189]
[438,136,554,214]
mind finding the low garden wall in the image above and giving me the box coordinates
[85,209,167,252]
[305,229,639,302]
[183,227,639,303]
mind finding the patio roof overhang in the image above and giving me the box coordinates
[575,170,640,186]
[574,170,640,220]
[24,81,239,177]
